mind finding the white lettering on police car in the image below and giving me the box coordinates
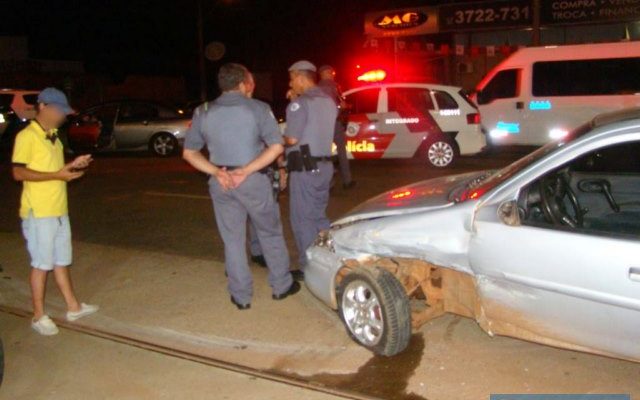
[385,117,420,124]
[439,109,461,116]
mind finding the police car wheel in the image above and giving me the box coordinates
[425,139,456,168]
[149,132,178,157]
[337,267,411,357]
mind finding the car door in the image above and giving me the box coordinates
[70,104,119,149]
[476,68,532,145]
[342,87,384,159]
[468,135,640,361]
[382,87,442,158]
[114,102,158,148]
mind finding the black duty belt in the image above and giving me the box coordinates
[214,165,270,174]
[312,156,334,162]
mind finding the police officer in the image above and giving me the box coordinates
[183,63,300,310]
[317,65,355,189]
[284,60,337,278]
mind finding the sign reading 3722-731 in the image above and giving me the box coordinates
[439,0,532,32]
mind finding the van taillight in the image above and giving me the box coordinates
[466,113,480,125]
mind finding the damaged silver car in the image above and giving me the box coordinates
[305,108,640,361]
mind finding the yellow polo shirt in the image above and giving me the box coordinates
[11,120,68,219]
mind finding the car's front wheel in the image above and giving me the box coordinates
[337,267,411,356]
[423,138,457,168]
[149,132,178,157]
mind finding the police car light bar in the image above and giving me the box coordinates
[357,69,387,83]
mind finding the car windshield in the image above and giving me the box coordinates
[451,122,593,202]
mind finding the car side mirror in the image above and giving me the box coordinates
[498,200,521,226]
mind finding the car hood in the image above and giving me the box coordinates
[332,170,488,226]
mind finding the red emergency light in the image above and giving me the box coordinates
[357,69,387,83]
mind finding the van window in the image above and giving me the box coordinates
[533,58,640,97]
[433,91,458,110]
[477,69,519,105]
[345,89,379,114]
[387,88,434,114]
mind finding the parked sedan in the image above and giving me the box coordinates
[68,100,190,156]
[305,108,640,361]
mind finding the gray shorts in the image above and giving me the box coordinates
[21,213,72,271]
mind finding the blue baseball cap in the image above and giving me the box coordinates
[37,87,74,115]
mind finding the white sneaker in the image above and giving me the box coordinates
[31,315,59,336]
[66,303,99,322]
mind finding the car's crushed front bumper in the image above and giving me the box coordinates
[304,245,343,310]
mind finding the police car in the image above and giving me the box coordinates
[341,83,485,168]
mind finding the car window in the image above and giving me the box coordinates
[477,69,519,105]
[519,139,640,237]
[22,94,39,105]
[387,88,434,114]
[157,106,180,119]
[345,89,379,114]
[572,141,640,174]
[433,91,458,110]
[119,103,159,122]
[533,58,640,96]
[83,104,119,123]
[0,94,13,108]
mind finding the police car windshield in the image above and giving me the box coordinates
[451,122,592,202]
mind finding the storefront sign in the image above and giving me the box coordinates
[439,0,532,31]
[365,7,438,37]
[541,0,640,25]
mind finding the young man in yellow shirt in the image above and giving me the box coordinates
[12,88,98,335]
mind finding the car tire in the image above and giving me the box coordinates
[149,132,178,157]
[337,267,411,356]
[422,137,458,168]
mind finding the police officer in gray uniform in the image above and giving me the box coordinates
[284,60,337,277]
[183,63,300,310]
[317,65,355,190]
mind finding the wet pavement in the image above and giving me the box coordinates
[1,153,640,399]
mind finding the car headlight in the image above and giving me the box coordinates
[314,230,334,252]
[0,113,5,123]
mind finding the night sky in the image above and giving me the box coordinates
[1,0,479,97]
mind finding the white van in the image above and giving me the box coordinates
[473,42,640,146]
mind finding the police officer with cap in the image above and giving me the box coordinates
[284,60,337,278]
[183,63,299,310]
[317,65,355,190]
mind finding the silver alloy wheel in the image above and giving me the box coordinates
[427,141,454,167]
[153,134,176,156]
[341,280,384,346]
